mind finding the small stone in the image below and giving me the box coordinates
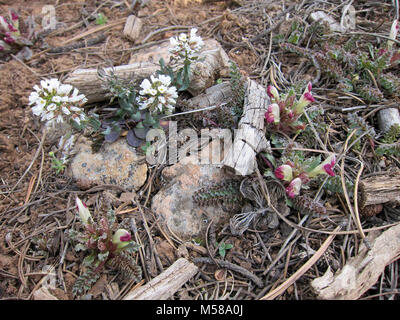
[68,137,147,191]
[151,141,237,240]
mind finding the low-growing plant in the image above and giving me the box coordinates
[159,28,204,92]
[216,241,233,258]
[264,82,315,135]
[280,19,400,103]
[0,9,32,59]
[29,78,90,173]
[95,13,107,25]
[97,69,176,147]
[70,198,141,297]
[266,152,336,199]
[94,28,204,148]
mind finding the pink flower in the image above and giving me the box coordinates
[303,92,315,103]
[323,156,336,177]
[308,154,336,178]
[285,178,302,199]
[11,12,19,21]
[112,229,132,250]
[265,103,280,124]
[7,23,17,33]
[266,85,280,102]
[378,48,387,56]
[274,164,293,181]
[295,82,315,114]
[76,197,92,225]
[4,35,14,44]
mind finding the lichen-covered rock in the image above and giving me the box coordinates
[151,141,238,240]
[68,137,147,191]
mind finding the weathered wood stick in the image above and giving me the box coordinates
[64,62,156,104]
[123,258,198,300]
[359,171,400,208]
[187,81,233,109]
[123,15,143,42]
[65,39,230,104]
[377,108,400,133]
[311,224,400,300]
[222,78,271,175]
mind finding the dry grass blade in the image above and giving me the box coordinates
[340,129,366,240]
[260,225,341,300]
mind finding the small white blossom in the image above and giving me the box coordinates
[57,84,73,96]
[47,103,57,111]
[168,28,204,64]
[138,74,177,114]
[158,85,167,94]
[29,78,87,127]
[32,104,44,116]
[28,91,39,105]
[61,106,71,115]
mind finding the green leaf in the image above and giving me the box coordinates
[131,111,142,122]
[98,252,109,262]
[74,243,87,252]
[135,121,144,129]
[159,58,165,69]
[83,253,96,266]
[95,13,107,25]
[88,116,102,131]
[263,152,277,167]
[306,155,322,173]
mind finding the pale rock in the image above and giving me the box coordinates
[310,8,356,33]
[68,137,148,191]
[151,141,238,240]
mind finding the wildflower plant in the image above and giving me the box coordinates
[137,74,178,115]
[70,198,141,297]
[0,10,31,58]
[159,28,204,91]
[269,153,336,199]
[29,78,88,127]
[265,82,315,135]
[95,28,204,148]
[29,78,89,173]
[280,18,400,103]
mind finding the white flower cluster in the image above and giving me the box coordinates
[29,78,88,127]
[169,28,204,63]
[137,74,178,114]
[58,134,76,164]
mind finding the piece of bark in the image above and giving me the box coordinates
[222,78,271,175]
[188,39,231,96]
[187,82,233,108]
[65,39,230,104]
[123,258,198,300]
[311,224,400,300]
[64,62,156,104]
[377,108,400,133]
[123,15,143,42]
[359,171,400,208]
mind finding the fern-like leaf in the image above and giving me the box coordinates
[72,268,101,297]
[107,251,142,282]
